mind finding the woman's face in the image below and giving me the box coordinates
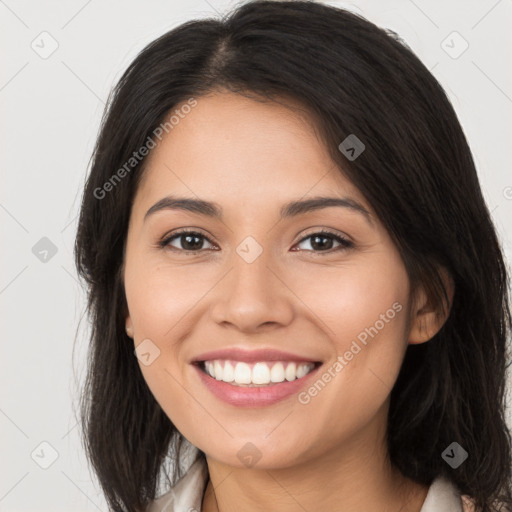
[123,91,416,469]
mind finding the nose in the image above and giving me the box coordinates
[209,246,294,333]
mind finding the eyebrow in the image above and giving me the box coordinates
[144,194,374,226]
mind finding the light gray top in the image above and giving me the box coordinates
[146,454,469,512]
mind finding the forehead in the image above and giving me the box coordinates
[134,91,368,214]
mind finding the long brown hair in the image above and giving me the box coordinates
[74,1,512,510]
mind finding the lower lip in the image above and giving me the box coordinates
[193,363,321,407]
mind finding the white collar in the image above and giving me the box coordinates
[146,456,465,512]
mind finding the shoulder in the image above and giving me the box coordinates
[423,476,479,512]
[146,455,209,512]
[420,475,470,512]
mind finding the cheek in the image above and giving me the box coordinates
[124,260,198,422]
[125,243,410,371]
[288,251,410,352]
[124,253,205,340]
[290,252,410,422]
[123,255,214,409]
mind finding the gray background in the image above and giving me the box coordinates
[1,0,511,510]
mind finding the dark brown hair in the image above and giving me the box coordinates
[74,1,512,510]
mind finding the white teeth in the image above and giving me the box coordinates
[285,362,297,381]
[222,361,235,383]
[270,362,285,382]
[202,360,316,385]
[252,362,270,384]
[234,362,252,384]
[214,360,223,381]
[296,364,308,379]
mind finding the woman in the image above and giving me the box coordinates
[74,1,512,511]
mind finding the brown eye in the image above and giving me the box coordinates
[160,230,215,252]
[293,230,353,253]
[159,229,353,255]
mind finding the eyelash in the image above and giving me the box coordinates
[158,228,354,255]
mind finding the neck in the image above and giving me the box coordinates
[201,419,428,512]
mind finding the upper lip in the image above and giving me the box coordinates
[190,348,322,364]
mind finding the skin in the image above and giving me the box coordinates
[123,91,453,512]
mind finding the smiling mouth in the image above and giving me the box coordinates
[194,359,322,387]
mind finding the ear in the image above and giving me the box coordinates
[408,267,454,345]
[125,316,134,338]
